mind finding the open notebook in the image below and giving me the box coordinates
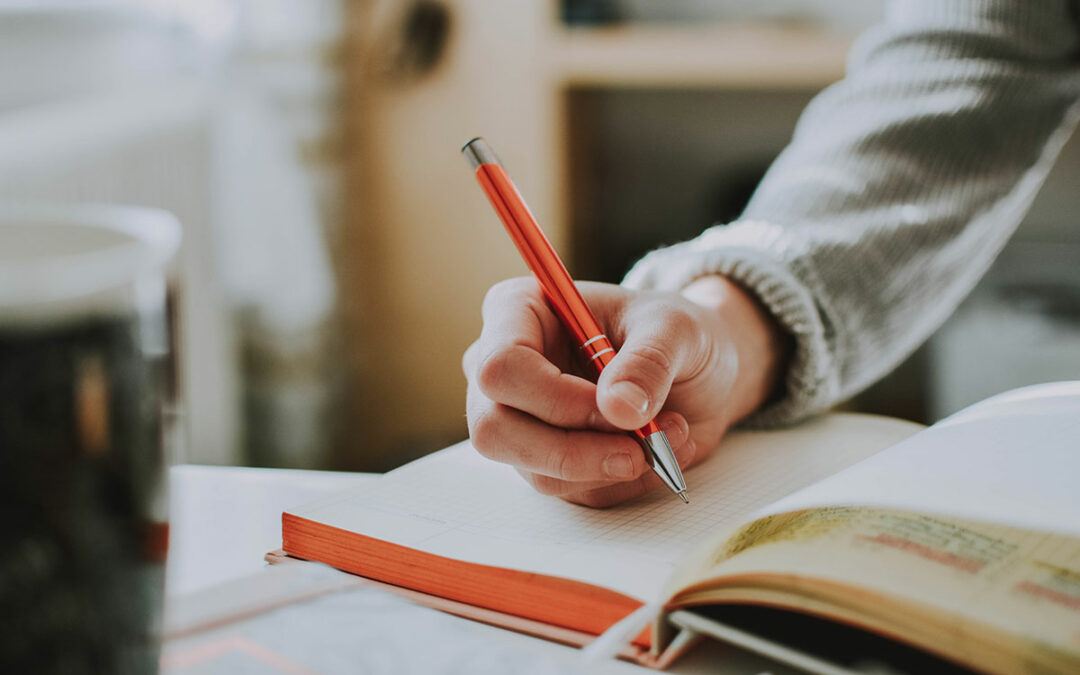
[279,382,1080,673]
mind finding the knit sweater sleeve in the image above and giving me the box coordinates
[623,0,1080,426]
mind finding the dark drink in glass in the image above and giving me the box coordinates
[0,204,179,674]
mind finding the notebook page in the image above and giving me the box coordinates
[761,381,1080,537]
[287,414,920,601]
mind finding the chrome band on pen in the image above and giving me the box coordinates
[581,334,615,363]
[582,334,608,348]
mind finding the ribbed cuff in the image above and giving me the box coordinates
[622,220,838,427]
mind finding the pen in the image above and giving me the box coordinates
[462,137,689,503]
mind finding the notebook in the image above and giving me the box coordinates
[278,382,1080,674]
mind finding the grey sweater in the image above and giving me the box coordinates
[623,0,1080,425]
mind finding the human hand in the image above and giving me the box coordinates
[463,275,789,507]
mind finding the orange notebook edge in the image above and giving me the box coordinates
[264,549,704,669]
[275,508,695,665]
[281,511,647,640]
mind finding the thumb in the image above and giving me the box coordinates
[595,314,695,430]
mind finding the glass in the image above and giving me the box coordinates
[0,204,180,674]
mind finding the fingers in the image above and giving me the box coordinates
[563,473,669,508]
[470,404,643,481]
[516,469,620,497]
[468,379,689,481]
[477,277,559,357]
[465,278,617,431]
[596,306,706,431]
[548,436,698,507]
[466,394,688,489]
[464,278,714,507]
[474,344,612,430]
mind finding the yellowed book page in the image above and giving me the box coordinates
[672,507,1080,671]
[286,414,920,601]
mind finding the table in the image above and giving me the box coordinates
[165,464,799,674]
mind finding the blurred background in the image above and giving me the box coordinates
[5,0,1078,473]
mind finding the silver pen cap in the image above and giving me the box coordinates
[462,137,501,169]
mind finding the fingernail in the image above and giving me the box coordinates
[675,439,696,465]
[603,452,635,479]
[660,418,680,439]
[610,381,650,415]
[586,409,601,429]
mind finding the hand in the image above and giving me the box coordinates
[463,275,790,507]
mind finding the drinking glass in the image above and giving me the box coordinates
[0,203,180,674]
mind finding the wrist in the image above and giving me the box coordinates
[681,275,791,422]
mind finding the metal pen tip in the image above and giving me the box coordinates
[640,430,688,498]
[677,492,690,504]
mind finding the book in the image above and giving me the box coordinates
[279,382,1080,674]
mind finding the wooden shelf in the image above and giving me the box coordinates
[552,23,853,89]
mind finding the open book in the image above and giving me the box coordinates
[279,382,1080,674]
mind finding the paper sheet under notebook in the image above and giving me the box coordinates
[286,414,919,601]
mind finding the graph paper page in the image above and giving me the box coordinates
[287,414,920,601]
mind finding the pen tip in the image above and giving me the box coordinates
[678,492,690,505]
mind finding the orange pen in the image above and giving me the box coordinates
[463,137,689,503]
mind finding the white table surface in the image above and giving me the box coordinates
[166,464,370,596]
[164,464,798,675]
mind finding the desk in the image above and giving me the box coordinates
[165,465,799,674]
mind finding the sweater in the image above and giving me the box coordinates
[623,0,1080,425]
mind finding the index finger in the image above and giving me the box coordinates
[479,277,562,356]
[463,278,548,379]
[469,279,616,430]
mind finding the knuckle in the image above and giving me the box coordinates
[475,348,513,396]
[539,390,571,427]
[554,441,577,481]
[627,342,674,384]
[524,472,565,496]
[468,407,501,456]
[663,305,698,337]
[569,491,612,509]
[462,340,480,377]
[483,277,532,312]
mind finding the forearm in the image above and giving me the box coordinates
[626,0,1080,424]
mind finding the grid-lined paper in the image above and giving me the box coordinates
[289,414,920,600]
